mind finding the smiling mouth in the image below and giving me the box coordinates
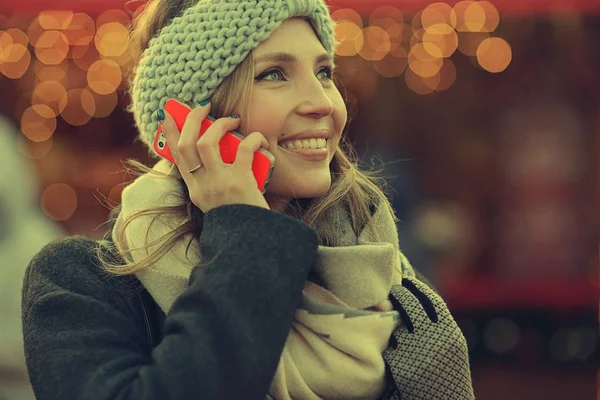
[278,140,329,161]
[278,138,328,150]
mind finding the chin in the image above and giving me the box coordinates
[267,176,332,200]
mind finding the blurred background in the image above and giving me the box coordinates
[0,0,597,399]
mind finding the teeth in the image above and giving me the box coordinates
[282,138,327,150]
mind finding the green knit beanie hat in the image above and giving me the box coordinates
[130,0,337,154]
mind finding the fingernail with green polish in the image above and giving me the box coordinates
[157,109,165,121]
[199,98,210,107]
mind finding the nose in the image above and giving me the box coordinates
[294,76,335,119]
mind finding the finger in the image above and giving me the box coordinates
[177,104,211,167]
[196,115,242,169]
[233,131,266,171]
[402,278,438,323]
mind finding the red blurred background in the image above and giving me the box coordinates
[0,1,597,399]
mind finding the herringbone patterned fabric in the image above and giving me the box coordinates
[381,277,475,399]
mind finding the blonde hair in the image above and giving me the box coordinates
[99,0,396,275]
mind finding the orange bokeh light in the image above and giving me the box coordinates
[6,28,28,47]
[0,44,31,79]
[408,43,443,78]
[20,105,57,142]
[373,48,408,78]
[41,183,78,221]
[38,11,74,30]
[35,31,70,65]
[423,24,458,58]
[477,37,512,73]
[87,58,122,94]
[405,68,436,95]
[87,89,119,118]
[436,58,457,91]
[97,9,131,28]
[334,21,364,57]
[370,6,404,25]
[422,2,453,29]
[63,13,95,46]
[71,43,100,71]
[59,88,96,126]
[32,80,68,117]
[457,31,490,56]
[332,8,363,29]
[95,22,129,58]
[359,26,391,61]
[26,17,46,48]
[32,59,69,81]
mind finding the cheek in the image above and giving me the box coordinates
[331,91,348,134]
[240,101,280,140]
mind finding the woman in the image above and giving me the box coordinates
[21,1,475,399]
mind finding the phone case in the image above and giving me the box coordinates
[154,99,275,193]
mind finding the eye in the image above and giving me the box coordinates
[255,67,286,82]
[317,65,334,80]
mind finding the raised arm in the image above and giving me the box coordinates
[22,204,318,400]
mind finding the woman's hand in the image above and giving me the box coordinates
[161,101,270,213]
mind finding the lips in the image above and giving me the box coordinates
[278,129,331,144]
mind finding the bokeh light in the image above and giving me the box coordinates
[451,1,475,32]
[32,80,68,117]
[435,58,457,91]
[332,8,363,29]
[422,24,458,58]
[477,37,512,72]
[373,47,408,77]
[95,22,129,57]
[478,1,500,32]
[358,26,390,61]
[370,5,404,26]
[96,9,131,28]
[87,89,118,118]
[464,1,487,32]
[457,31,490,56]
[87,58,122,94]
[32,59,69,81]
[369,18,405,54]
[59,88,96,126]
[334,21,364,57]
[34,31,69,65]
[405,68,436,95]
[6,28,28,48]
[62,13,95,46]
[41,183,78,221]
[484,318,521,354]
[71,43,100,71]
[421,2,453,29]
[38,11,74,30]
[0,43,31,79]
[20,104,57,142]
[408,43,443,78]
[26,17,46,48]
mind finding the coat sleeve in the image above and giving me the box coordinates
[22,204,318,400]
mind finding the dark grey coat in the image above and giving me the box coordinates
[21,204,473,400]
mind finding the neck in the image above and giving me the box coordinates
[265,193,291,213]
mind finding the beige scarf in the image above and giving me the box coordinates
[113,160,416,400]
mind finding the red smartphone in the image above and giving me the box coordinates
[154,99,275,193]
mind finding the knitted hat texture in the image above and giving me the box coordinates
[130,0,337,154]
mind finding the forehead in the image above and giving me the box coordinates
[253,18,325,57]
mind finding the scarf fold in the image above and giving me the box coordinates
[113,160,416,400]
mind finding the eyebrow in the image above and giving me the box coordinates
[254,52,334,66]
